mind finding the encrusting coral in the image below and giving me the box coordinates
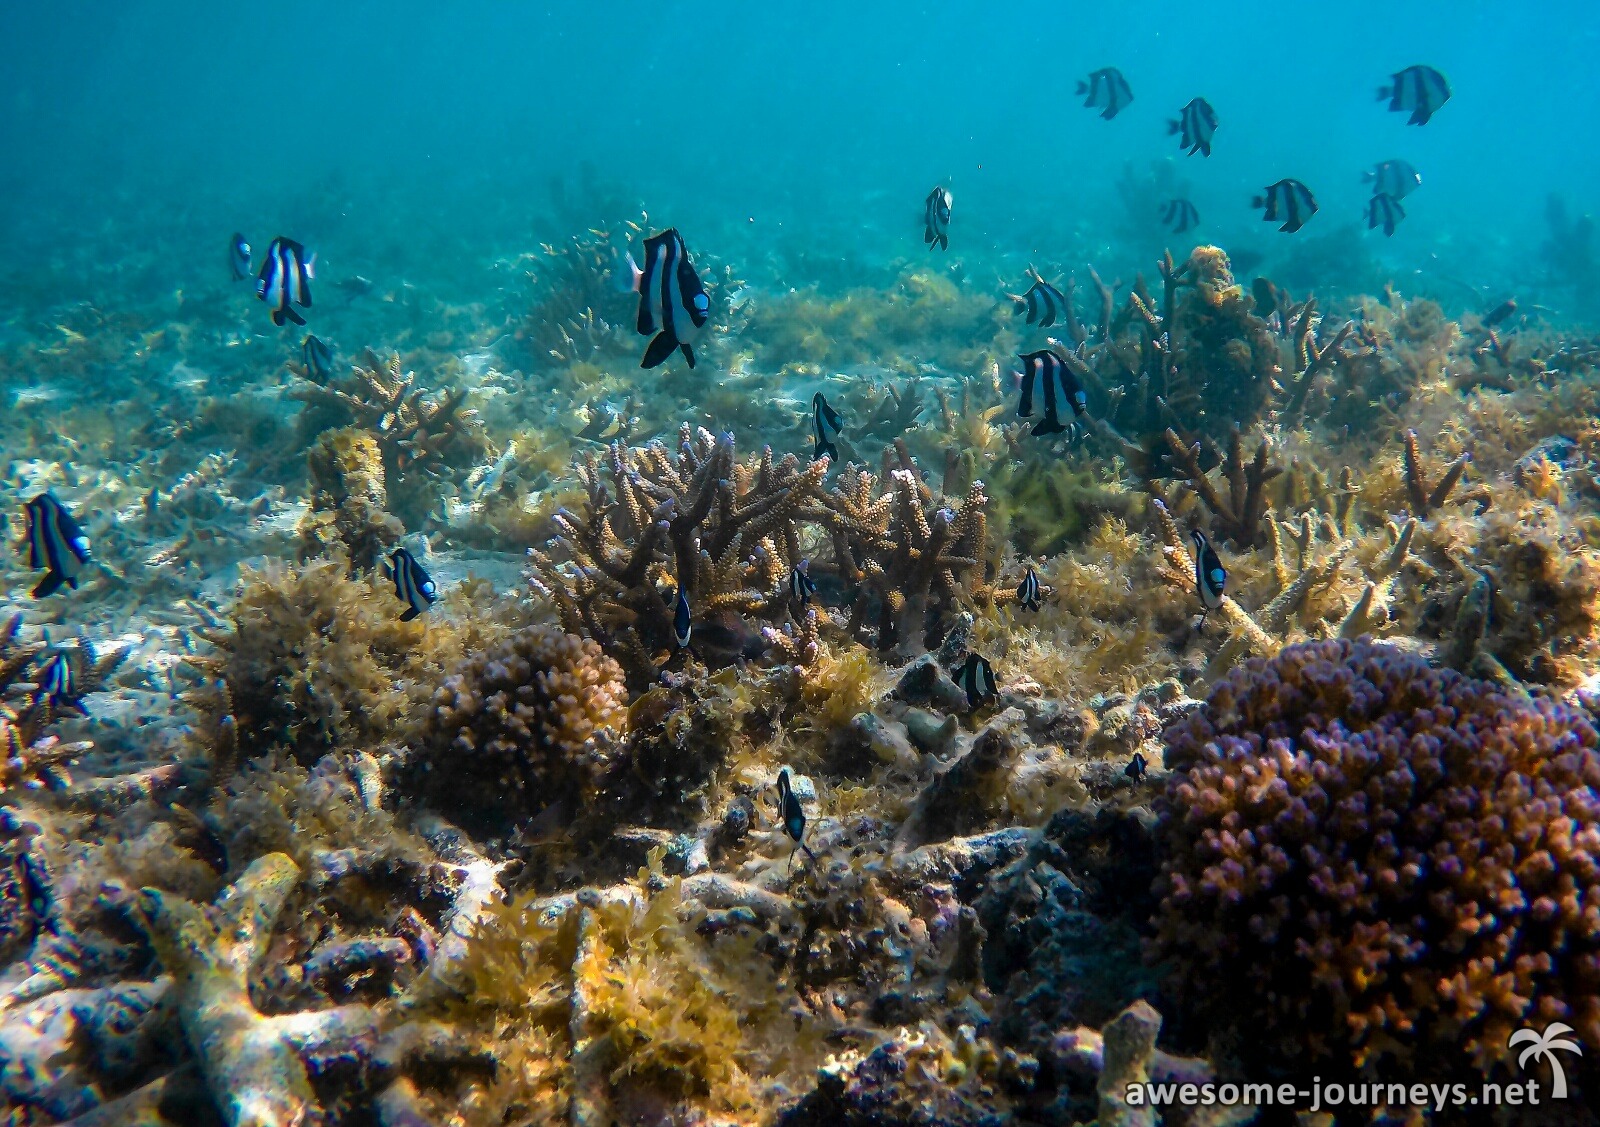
[1153,637,1600,1085]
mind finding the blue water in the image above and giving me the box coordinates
[2,2,1597,318]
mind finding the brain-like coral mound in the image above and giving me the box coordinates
[414,624,628,825]
[1153,637,1600,1082]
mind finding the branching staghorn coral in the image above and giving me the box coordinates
[529,426,828,685]
[293,347,488,524]
[1154,638,1600,1082]
[1158,425,1283,549]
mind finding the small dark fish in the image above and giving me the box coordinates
[576,401,631,442]
[673,586,693,649]
[1378,65,1450,126]
[1160,199,1200,234]
[387,547,436,622]
[1078,67,1133,120]
[1191,529,1226,620]
[228,233,251,281]
[812,392,843,462]
[1017,566,1042,612]
[1252,179,1318,233]
[1363,159,1421,201]
[954,652,998,709]
[302,334,334,381]
[33,650,78,711]
[1482,299,1518,328]
[924,186,952,251]
[625,228,709,369]
[1169,97,1217,157]
[1009,270,1066,328]
[1366,193,1405,237]
[255,236,314,327]
[1125,752,1148,783]
[24,492,91,599]
[776,768,816,867]
[789,560,817,606]
[1016,349,1087,438]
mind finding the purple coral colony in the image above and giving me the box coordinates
[3,29,1600,1127]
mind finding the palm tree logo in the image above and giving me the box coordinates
[1509,1022,1583,1099]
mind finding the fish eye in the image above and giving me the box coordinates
[693,294,709,312]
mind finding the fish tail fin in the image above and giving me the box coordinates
[284,307,306,327]
[937,233,948,251]
[1032,416,1067,437]
[817,440,837,463]
[32,572,64,599]
[680,342,696,369]
[1250,195,1264,209]
[399,607,420,622]
[271,309,286,327]
[1376,85,1390,101]
[641,332,677,369]
[1076,80,1087,95]
[1167,119,1180,134]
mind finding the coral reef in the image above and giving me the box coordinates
[410,624,629,829]
[1153,637,1600,1086]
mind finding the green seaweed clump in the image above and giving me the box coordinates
[205,557,462,763]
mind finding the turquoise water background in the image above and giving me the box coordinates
[3,2,1597,321]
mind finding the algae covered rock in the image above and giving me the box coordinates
[295,426,403,571]
[412,624,628,827]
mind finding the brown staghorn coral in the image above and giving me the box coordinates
[295,427,403,571]
[293,347,488,525]
[410,624,628,829]
[1153,637,1600,1085]
[529,426,827,687]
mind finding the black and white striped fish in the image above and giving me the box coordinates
[1366,193,1406,237]
[954,652,998,709]
[387,547,436,622]
[1016,349,1087,438]
[673,586,693,649]
[1078,67,1133,120]
[255,237,314,327]
[302,334,334,382]
[1169,97,1217,157]
[1160,199,1200,234]
[33,650,79,712]
[1008,270,1066,328]
[1016,566,1042,612]
[1363,159,1421,200]
[812,392,843,462]
[924,186,952,251]
[1378,65,1450,126]
[1191,529,1226,619]
[24,492,91,599]
[1252,179,1318,233]
[789,561,817,606]
[622,228,709,369]
[1124,752,1147,783]
[228,233,251,281]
